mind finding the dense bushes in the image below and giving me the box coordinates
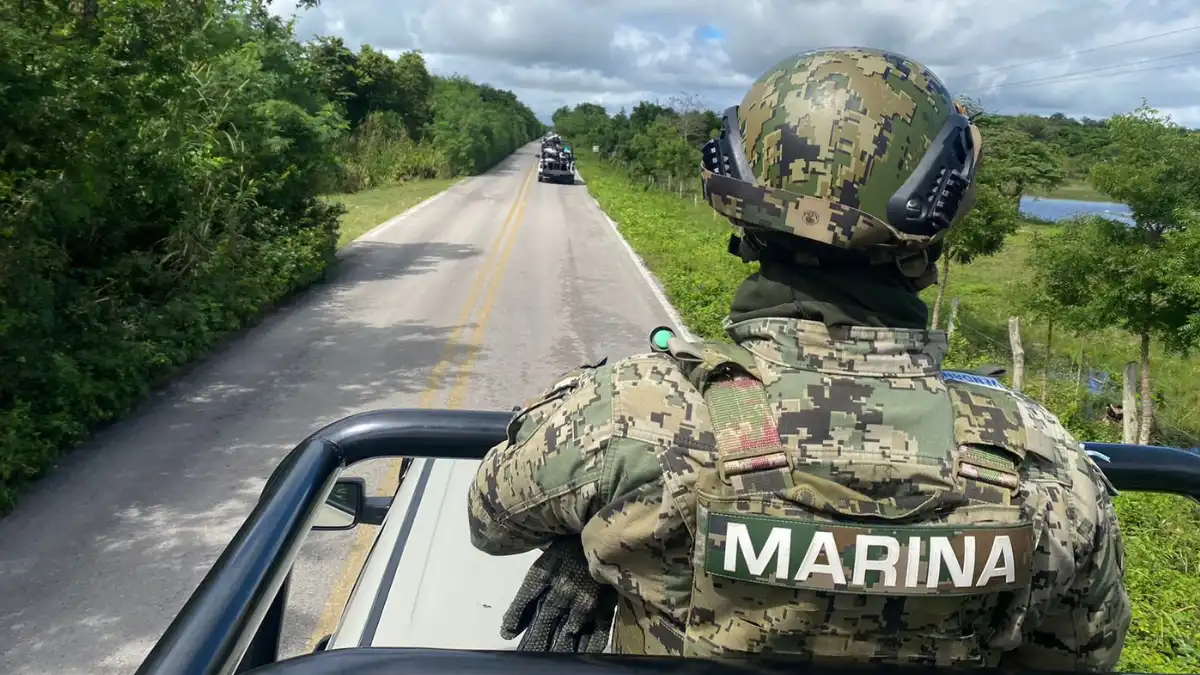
[0,0,541,511]
[308,36,543,193]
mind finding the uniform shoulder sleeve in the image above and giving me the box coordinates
[466,352,710,556]
[999,392,1131,671]
[466,360,615,555]
[604,352,714,519]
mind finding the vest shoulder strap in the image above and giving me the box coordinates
[654,334,760,392]
[650,329,791,491]
[941,370,1066,498]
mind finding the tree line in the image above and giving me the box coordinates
[307,36,543,192]
[553,96,1200,447]
[0,0,543,511]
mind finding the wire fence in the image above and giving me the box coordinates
[943,301,1200,450]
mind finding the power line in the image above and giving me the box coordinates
[1002,59,1198,89]
[966,59,1200,93]
[959,49,1200,93]
[964,23,1200,78]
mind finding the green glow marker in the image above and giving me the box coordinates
[650,327,674,351]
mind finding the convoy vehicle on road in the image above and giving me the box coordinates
[538,134,574,184]
[131,374,1200,675]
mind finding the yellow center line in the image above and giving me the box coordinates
[445,179,535,408]
[306,163,537,649]
[418,166,537,407]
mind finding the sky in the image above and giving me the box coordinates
[270,0,1200,127]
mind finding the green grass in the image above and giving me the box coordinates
[324,178,460,247]
[932,220,1200,445]
[574,151,1200,673]
[1031,178,1116,203]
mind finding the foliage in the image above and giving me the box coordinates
[1090,105,1200,233]
[975,108,1115,182]
[553,100,720,189]
[0,0,540,512]
[977,126,1067,202]
[1024,106,1200,443]
[304,42,544,193]
[931,158,1023,327]
[429,76,544,176]
[947,181,1022,267]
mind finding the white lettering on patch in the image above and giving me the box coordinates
[977,535,1016,584]
[725,522,790,578]
[851,534,900,587]
[722,526,1019,590]
[795,531,844,584]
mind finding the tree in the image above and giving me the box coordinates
[305,37,358,108]
[1025,105,1200,444]
[629,101,675,132]
[963,104,1113,183]
[553,103,609,150]
[929,97,1022,328]
[983,127,1066,204]
[930,180,1020,328]
[667,92,707,146]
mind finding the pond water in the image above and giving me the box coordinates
[1019,196,1133,224]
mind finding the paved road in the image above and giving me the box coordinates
[0,143,690,674]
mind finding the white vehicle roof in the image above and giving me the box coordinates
[327,458,577,650]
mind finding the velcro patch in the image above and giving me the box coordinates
[703,511,1033,596]
[942,370,1007,391]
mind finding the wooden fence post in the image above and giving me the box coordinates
[1008,317,1024,392]
[1080,348,1089,408]
[946,298,960,336]
[1123,362,1138,444]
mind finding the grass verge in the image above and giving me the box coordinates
[574,150,1200,674]
[324,178,460,247]
[1032,178,1116,203]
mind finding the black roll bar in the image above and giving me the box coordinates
[133,409,512,675]
[1082,442,1200,497]
[224,646,1148,675]
[133,408,1200,675]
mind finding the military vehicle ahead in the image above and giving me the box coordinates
[538,135,574,184]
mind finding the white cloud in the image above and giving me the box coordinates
[275,0,1200,125]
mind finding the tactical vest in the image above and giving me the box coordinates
[647,329,1043,667]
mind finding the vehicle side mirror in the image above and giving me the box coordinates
[313,477,365,531]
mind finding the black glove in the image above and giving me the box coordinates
[500,536,618,653]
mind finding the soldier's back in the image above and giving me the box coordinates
[584,317,1127,667]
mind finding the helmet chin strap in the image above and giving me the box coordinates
[731,228,939,293]
[894,248,938,292]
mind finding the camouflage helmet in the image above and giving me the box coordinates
[700,47,982,283]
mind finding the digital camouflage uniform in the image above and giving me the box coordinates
[467,47,1130,669]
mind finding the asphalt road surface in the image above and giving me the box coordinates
[0,143,693,675]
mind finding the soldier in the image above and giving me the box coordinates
[467,47,1130,669]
